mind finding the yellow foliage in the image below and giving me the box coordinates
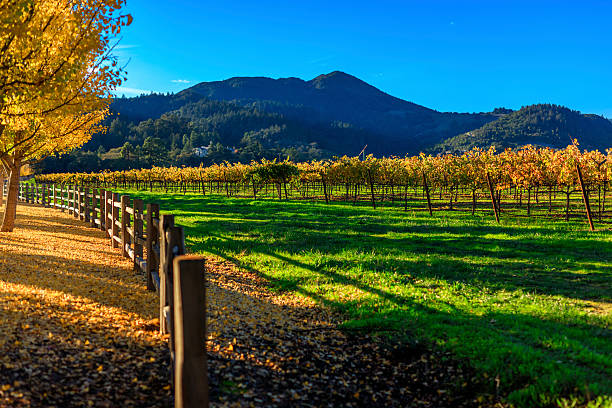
[0,0,130,166]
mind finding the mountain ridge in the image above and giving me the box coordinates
[436,104,612,153]
[43,71,611,174]
[122,71,495,155]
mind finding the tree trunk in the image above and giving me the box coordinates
[322,177,329,204]
[1,160,21,232]
[367,170,376,209]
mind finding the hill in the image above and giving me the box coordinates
[107,71,496,155]
[435,104,612,153]
[36,74,612,173]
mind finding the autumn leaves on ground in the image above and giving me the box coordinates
[0,204,170,407]
[0,204,493,407]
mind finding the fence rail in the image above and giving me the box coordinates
[5,181,208,408]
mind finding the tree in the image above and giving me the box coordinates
[0,0,131,231]
[120,142,134,161]
[141,136,167,167]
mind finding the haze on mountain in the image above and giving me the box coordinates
[37,71,612,173]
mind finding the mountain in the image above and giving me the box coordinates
[108,71,497,156]
[435,104,612,153]
[38,73,612,174]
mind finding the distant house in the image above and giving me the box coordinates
[193,145,210,158]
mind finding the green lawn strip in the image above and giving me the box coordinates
[117,189,612,407]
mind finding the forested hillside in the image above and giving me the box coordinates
[35,75,611,174]
[436,104,612,152]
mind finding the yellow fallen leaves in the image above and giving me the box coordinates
[0,204,171,407]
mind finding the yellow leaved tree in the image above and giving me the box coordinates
[0,0,131,231]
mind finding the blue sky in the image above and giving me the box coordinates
[115,0,612,117]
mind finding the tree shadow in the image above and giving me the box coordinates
[201,248,612,406]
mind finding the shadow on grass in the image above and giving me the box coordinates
[203,246,612,407]
[1,204,490,407]
[119,191,612,406]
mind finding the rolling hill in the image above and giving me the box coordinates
[435,104,612,153]
[38,72,612,173]
[107,71,496,156]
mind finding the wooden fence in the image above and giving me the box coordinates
[6,181,208,408]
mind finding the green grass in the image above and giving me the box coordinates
[120,189,612,407]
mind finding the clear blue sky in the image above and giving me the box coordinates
[115,0,612,117]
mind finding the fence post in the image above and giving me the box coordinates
[78,186,84,220]
[99,189,106,232]
[121,195,130,258]
[52,185,57,209]
[25,184,29,203]
[145,203,160,292]
[111,192,119,248]
[159,214,175,334]
[84,187,90,223]
[104,190,111,237]
[173,255,208,408]
[74,185,78,217]
[133,199,144,272]
[67,185,73,215]
[91,188,98,228]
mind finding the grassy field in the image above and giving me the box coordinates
[120,189,611,407]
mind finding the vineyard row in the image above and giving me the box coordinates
[36,144,612,227]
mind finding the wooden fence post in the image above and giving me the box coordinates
[121,195,130,258]
[107,191,113,238]
[25,184,29,203]
[133,199,144,272]
[52,185,57,209]
[145,203,160,292]
[84,187,90,223]
[91,188,98,228]
[159,214,175,335]
[173,255,208,408]
[74,185,78,216]
[111,192,119,248]
[99,189,107,232]
[68,185,73,215]
[78,186,84,220]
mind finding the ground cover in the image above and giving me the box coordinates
[0,204,172,407]
[119,189,612,407]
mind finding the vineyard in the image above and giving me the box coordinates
[38,144,612,227]
[28,143,612,406]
